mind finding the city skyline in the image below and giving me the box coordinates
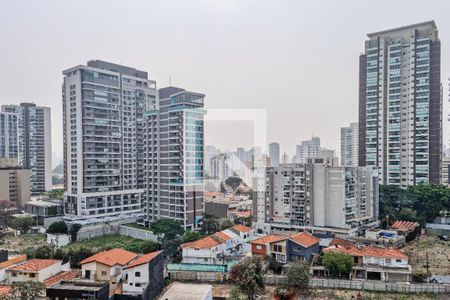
[1,1,450,164]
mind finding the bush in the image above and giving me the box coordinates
[287,259,309,290]
[47,221,68,234]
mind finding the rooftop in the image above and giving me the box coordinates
[47,280,107,292]
[124,250,163,269]
[44,270,79,288]
[181,236,222,249]
[290,232,320,248]
[229,224,253,233]
[251,234,288,246]
[0,255,27,270]
[159,282,212,300]
[80,248,138,267]
[8,259,60,272]
[214,231,232,242]
[0,286,11,296]
[367,20,436,38]
[323,245,408,260]
[391,220,419,231]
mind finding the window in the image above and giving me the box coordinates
[29,273,36,278]
[385,259,391,264]
[135,271,141,277]
[135,283,141,287]
[12,272,17,277]
[273,245,283,252]
[256,245,262,250]
[101,271,107,276]
[396,259,402,263]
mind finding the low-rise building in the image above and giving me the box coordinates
[251,234,289,263]
[0,255,27,283]
[159,282,212,300]
[122,250,164,298]
[320,245,412,282]
[6,259,66,284]
[287,232,320,263]
[181,225,254,265]
[80,248,138,292]
[46,280,109,300]
[24,199,63,225]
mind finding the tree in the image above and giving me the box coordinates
[68,223,82,242]
[10,216,34,233]
[225,177,243,190]
[322,251,353,278]
[150,219,184,260]
[140,240,159,253]
[3,281,45,299]
[182,230,203,243]
[200,212,220,235]
[408,184,450,224]
[220,219,234,230]
[47,221,68,234]
[25,245,53,259]
[287,259,310,290]
[0,200,16,228]
[230,256,264,300]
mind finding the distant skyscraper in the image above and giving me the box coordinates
[296,136,320,163]
[210,153,231,182]
[62,60,157,218]
[1,103,52,194]
[269,142,280,167]
[204,145,220,177]
[143,87,205,230]
[359,21,441,186]
[340,122,359,167]
[236,147,246,163]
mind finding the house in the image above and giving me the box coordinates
[43,270,79,288]
[46,280,109,300]
[6,259,67,284]
[181,225,254,265]
[80,248,138,292]
[390,221,420,242]
[287,232,320,263]
[0,255,27,283]
[251,234,289,263]
[322,245,412,282]
[122,250,164,299]
[181,235,225,265]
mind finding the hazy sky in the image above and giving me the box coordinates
[1,0,449,164]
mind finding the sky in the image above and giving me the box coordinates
[0,0,449,165]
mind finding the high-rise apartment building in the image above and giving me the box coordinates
[62,60,157,218]
[269,142,280,167]
[296,137,320,163]
[143,87,205,229]
[359,21,441,186]
[0,103,52,194]
[340,122,359,167]
[0,158,31,207]
[210,153,231,182]
[255,163,379,236]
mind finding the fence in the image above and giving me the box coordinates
[263,276,450,294]
[118,226,158,241]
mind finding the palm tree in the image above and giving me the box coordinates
[200,212,220,235]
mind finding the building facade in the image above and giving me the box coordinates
[62,60,158,218]
[210,153,231,182]
[296,137,320,163]
[255,163,379,236]
[0,158,31,207]
[143,86,205,230]
[358,21,441,186]
[340,122,359,167]
[0,103,51,194]
[269,142,280,167]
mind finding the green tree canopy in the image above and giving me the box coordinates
[150,219,184,261]
[9,216,34,233]
[322,251,353,278]
[225,176,244,190]
[200,212,220,235]
[229,256,264,300]
[220,218,234,230]
[287,259,310,290]
[182,230,203,243]
[47,221,68,234]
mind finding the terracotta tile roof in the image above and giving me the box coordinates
[0,286,11,295]
[44,270,79,288]
[124,250,163,269]
[80,249,138,267]
[230,224,253,233]
[323,245,408,259]
[214,231,232,242]
[235,211,252,217]
[181,236,222,249]
[251,234,288,246]
[9,259,60,272]
[391,220,419,231]
[290,232,320,248]
[329,237,356,248]
[0,255,27,270]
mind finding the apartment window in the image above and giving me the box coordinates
[101,271,107,276]
[135,271,141,277]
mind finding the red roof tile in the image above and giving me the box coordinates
[0,286,11,295]
[44,270,79,288]
[80,249,138,267]
[9,259,59,272]
[0,255,27,270]
[290,232,320,248]
[251,235,288,246]
[124,250,163,269]
[323,245,408,259]
[391,220,419,231]
[214,231,232,242]
[181,236,222,249]
[329,237,356,248]
[230,224,253,233]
